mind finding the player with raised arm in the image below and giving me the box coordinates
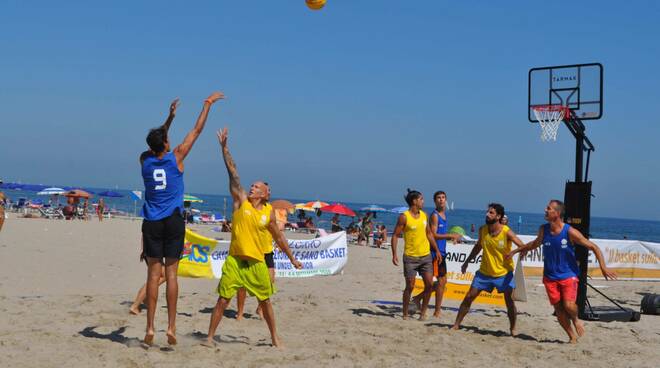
[139,92,224,346]
[204,127,302,348]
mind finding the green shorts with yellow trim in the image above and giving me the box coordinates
[217,255,275,301]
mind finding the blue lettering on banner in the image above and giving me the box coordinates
[319,248,346,259]
[287,239,322,250]
[211,250,229,261]
[187,244,210,263]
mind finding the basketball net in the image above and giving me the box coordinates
[533,105,570,142]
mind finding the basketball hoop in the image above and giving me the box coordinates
[533,105,571,142]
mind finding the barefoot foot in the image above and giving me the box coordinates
[129,305,140,315]
[143,332,154,346]
[200,339,217,348]
[166,331,177,345]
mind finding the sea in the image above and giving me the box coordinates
[4,187,660,243]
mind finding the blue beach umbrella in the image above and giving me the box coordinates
[98,190,123,198]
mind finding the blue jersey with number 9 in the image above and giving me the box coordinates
[141,152,184,221]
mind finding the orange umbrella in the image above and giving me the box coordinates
[64,189,92,199]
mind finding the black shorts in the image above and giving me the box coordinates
[264,252,275,269]
[142,211,185,259]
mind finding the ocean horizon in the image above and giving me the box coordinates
[3,186,660,243]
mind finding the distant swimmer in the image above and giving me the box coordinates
[506,200,617,343]
[139,92,224,346]
[412,190,462,318]
[451,203,526,336]
[390,189,440,320]
[203,127,302,348]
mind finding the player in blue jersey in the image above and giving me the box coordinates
[412,191,462,318]
[507,199,616,343]
[139,92,224,346]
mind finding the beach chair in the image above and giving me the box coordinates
[38,207,64,219]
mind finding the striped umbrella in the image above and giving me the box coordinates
[183,194,203,203]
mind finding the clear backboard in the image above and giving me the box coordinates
[528,63,603,122]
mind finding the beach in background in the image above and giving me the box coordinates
[3,187,660,242]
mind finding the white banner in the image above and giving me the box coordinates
[208,231,348,278]
[516,235,660,280]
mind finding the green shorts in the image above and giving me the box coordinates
[217,255,275,301]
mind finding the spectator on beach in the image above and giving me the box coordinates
[96,198,105,222]
[0,190,7,232]
[304,217,315,229]
[500,214,509,226]
[297,209,306,221]
[331,214,343,232]
[221,220,232,232]
[358,212,373,246]
[63,197,76,220]
[374,225,388,248]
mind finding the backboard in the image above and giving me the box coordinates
[528,63,603,122]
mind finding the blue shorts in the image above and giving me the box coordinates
[471,271,515,293]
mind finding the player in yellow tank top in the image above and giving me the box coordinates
[237,190,277,321]
[452,203,527,336]
[205,127,302,349]
[391,189,440,320]
[478,224,514,277]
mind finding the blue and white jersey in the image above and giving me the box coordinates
[432,210,448,259]
[141,152,184,221]
[542,223,579,280]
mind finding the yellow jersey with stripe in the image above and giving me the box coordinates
[478,224,514,277]
[229,200,271,262]
[403,210,430,257]
[258,203,274,254]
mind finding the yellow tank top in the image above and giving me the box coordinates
[257,203,274,254]
[403,210,430,257]
[229,200,270,262]
[478,225,514,277]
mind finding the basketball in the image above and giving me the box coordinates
[306,0,326,11]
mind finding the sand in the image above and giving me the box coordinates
[0,214,659,368]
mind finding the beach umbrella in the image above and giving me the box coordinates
[183,194,203,203]
[20,184,48,192]
[320,203,356,217]
[360,204,388,213]
[98,190,123,198]
[271,199,295,212]
[37,187,66,195]
[389,206,408,214]
[448,225,466,236]
[305,200,329,209]
[64,189,92,199]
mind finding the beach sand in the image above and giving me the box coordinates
[0,215,659,367]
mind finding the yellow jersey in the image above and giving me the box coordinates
[403,210,430,257]
[258,203,274,254]
[478,225,514,277]
[229,200,271,262]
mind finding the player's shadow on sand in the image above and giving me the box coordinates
[425,322,563,344]
[190,331,250,345]
[78,326,142,348]
[198,306,256,319]
[350,305,400,318]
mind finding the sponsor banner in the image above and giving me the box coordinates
[516,235,660,280]
[414,244,527,306]
[179,229,348,279]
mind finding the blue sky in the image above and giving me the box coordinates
[1,1,659,220]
